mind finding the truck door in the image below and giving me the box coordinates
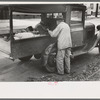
[70,9,85,47]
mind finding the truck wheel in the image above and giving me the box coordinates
[45,53,56,73]
[19,55,32,61]
[99,45,100,53]
[98,41,100,53]
[34,54,41,59]
[42,43,57,73]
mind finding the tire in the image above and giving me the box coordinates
[19,55,32,61]
[98,41,100,53]
[45,48,56,73]
[42,43,57,73]
[34,54,41,59]
[99,45,100,53]
[45,53,56,73]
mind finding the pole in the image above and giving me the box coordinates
[9,6,14,41]
[95,3,99,17]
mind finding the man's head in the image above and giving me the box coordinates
[56,15,64,25]
[41,13,47,22]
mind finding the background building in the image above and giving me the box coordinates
[84,3,100,16]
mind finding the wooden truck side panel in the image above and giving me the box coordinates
[11,36,56,59]
[9,4,86,59]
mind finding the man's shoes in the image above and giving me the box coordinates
[57,71,64,75]
[57,73,64,75]
[65,70,70,74]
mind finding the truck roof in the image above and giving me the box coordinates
[0,4,86,13]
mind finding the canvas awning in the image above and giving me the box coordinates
[10,4,67,13]
[0,4,86,13]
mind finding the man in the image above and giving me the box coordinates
[47,15,72,75]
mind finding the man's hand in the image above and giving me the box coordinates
[32,30,39,34]
[47,29,52,33]
[47,29,52,34]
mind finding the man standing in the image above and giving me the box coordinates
[47,15,72,75]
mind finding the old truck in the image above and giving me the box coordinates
[0,4,100,72]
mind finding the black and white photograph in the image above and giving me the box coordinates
[1,1,100,99]
[0,1,100,82]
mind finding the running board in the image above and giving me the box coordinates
[73,50,87,57]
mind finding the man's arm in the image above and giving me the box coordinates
[48,25,61,37]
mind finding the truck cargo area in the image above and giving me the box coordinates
[0,19,41,56]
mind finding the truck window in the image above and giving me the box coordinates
[47,13,53,18]
[46,13,63,18]
[46,13,63,30]
[70,10,84,47]
[71,10,82,22]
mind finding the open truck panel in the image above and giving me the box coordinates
[0,4,100,61]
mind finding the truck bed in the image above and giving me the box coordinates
[0,19,40,35]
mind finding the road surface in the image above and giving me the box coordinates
[0,18,100,81]
[0,47,100,81]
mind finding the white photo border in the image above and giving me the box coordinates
[0,1,100,99]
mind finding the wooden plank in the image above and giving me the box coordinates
[11,36,57,59]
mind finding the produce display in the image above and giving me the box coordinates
[14,31,46,40]
[14,23,48,40]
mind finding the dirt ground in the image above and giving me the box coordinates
[0,18,100,82]
[0,47,100,82]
